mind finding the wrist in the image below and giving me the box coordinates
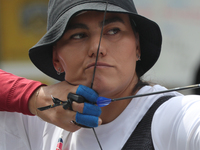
[28,86,43,115]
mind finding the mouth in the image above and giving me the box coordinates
[86,62,113,69]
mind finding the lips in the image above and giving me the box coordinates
[86,62,112,69]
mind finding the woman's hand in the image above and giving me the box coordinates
[29,81,102,132]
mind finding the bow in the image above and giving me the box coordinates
[38,2,108,150]
[89,2,108,149]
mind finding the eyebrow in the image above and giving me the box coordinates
[66,23,89,31]
[99,17,125,27]
[66,16,125,31]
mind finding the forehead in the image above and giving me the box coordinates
[69,11,130,24]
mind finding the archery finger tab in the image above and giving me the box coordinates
[64,93,86,111]
[67,93,86,103]
[76,85,98,103]
[83,103,101,117]
[75,112,101,128]
[63,100,72,110]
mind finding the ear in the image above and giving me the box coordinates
[52,45,64,73]
[135,33,141,60]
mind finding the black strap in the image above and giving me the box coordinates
[122,95,174,150]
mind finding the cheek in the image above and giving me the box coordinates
[57,46,81,70]
[96,41,137,84]
[112,39,138,81]
[57,51,79,76]
[110,38,137,67]
[57,49,92,85]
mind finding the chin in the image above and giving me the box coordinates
[92,83,113,97]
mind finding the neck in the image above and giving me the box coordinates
[100,98,132,124]
[100,77,139,124]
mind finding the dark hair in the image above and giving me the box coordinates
[129,17,150,94]
[129,17,145,78]
[132,79,149,94]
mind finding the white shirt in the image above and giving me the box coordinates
[0,85,200,150]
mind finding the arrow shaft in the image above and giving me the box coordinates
[112,84,200,102]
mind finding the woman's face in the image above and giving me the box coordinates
[53,11,140,98]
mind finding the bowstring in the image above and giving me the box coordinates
[90,2,108,89]
[90,2,108,150]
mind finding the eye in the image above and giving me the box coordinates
[106,28,120,35]
[70,33,87,39]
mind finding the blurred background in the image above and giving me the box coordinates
[0,0,200,94]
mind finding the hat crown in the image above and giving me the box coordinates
[47,0,137,30]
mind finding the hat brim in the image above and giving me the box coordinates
[29,2,162,81]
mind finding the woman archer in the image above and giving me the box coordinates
[1,0,200,150]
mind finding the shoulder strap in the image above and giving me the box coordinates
[122,95,174,150]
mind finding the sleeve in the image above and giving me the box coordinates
[152,95,200,150]
[0,69,45,115]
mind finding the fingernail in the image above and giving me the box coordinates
[98,118,102,125]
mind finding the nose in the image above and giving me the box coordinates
[88,35,107,58]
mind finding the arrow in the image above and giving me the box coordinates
[96,84,200,107]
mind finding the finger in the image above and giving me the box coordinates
[76,85,98,103]
[63,119,81,132]
[72,102,101,117]
[72,101,84,113]
[83,103,101,116]
[38,107,81,132]
[75,112,102,128]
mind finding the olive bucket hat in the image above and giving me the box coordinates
[29,0,162,81]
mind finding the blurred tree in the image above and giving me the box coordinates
[0,0,48,61]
